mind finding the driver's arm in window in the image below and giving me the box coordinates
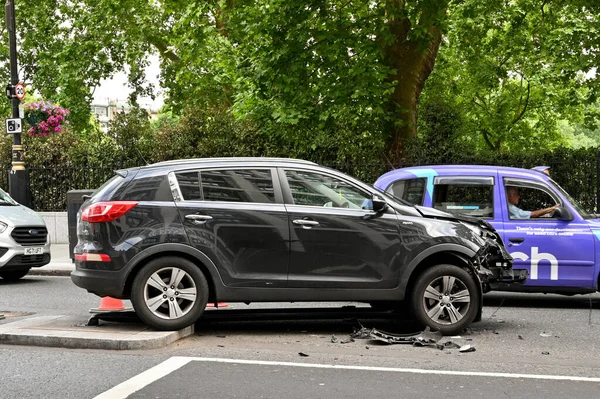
[506,186,558,219]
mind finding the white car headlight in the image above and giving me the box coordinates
[0,222,7,233]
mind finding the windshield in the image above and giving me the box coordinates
[0,188,19,206]
[550,178,593,219]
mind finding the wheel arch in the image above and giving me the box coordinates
[398,244,479,300]
[122,243,223,303]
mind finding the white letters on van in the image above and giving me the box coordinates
[511,247,558,280]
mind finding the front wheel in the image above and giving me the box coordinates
[0,268,31,281]
[131,257,209,331]
[411,264,480,335]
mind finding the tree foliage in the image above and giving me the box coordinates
[1,0,599,160]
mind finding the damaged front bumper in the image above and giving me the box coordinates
[473,237,528,292]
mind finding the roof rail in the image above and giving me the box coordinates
[148,157,317,168]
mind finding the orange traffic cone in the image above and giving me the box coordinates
[90,296,129,313]
[206,302,229,309]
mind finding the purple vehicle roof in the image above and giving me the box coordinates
[375,164,551,191]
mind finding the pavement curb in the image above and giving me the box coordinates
[0,315,194,350]
[28,269,72,277]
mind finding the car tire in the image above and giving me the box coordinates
[131,257,209,331]
[0,268,31,281]
[410,264,480,335]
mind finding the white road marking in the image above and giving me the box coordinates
[96,356,600,398]
[93,357,192,399]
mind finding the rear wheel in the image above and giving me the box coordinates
[411,264,480,335]
[131,257,209,331]
[0,268,31,281]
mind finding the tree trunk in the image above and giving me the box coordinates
[383,4,446,163]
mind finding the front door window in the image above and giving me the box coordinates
[284,170,373,210]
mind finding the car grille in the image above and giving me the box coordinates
[11,227,48,246]
[14,254,49,265]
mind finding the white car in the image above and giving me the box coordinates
[0,188,51,281]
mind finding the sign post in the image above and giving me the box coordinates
[4,0,31,208]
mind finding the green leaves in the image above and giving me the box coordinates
[1,0,599,160]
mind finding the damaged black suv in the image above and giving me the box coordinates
[71,158,526,334]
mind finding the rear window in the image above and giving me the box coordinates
[386,178,426,205]
[91,174,126,201]
[433,183,494,218]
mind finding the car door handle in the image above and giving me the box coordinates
[292,219,320,228]
[185,214,213,224]
[508,237,524,246]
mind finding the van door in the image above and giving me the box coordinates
[499,177,595,290]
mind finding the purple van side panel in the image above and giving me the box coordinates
[374,165,599,292]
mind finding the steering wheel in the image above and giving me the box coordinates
[341,201,350,208]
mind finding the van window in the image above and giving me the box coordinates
[433,183,494,218]
[504,181,560,220]
[386,178,426,205]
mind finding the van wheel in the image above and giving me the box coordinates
[131,257,209,331]
[411,264,480,335]
[0,268,30,281]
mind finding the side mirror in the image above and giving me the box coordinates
[372,194,388,213]
[554,206,573,221]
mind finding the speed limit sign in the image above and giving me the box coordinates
[14,83,25,100]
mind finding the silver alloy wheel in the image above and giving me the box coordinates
[422,275,471,325]
[143,266,197,320]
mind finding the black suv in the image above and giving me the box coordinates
[71,158,525,334]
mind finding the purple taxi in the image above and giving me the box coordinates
[375,165,600,295]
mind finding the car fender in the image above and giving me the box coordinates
[121,243,226,297]
[397,243,478,296]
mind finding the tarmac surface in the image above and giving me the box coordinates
[0,244,194,350]
[29,243,75,277]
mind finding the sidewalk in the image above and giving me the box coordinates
[2,243,195,350]
[29,244,74,276]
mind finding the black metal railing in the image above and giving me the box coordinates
[0,151,599,213]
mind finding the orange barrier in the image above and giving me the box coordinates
[91,296,126,312]
[206,302,229,308]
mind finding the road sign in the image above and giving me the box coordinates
[14,83,25,100]
[5,118,22,134]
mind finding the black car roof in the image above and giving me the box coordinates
[143,157,317,169]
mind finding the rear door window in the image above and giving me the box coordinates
[432,176,494,218]
[174,169,277,204]
[201,169,275,203]
[176,171,202,201]
[385,178,426,205]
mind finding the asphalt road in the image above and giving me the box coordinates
[1,276,600,399]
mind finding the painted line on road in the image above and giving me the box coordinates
[96,356,600,398]
[93,356,192,399]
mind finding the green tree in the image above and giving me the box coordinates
[3,0,600,160]
[422,0,600,151]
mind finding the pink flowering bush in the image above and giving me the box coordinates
[23,101,70,137]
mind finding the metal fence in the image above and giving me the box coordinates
[2,150,600,213]
[0,165,119,211]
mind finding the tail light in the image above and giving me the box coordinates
[75,253,111,262]
[81,201,138,223]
